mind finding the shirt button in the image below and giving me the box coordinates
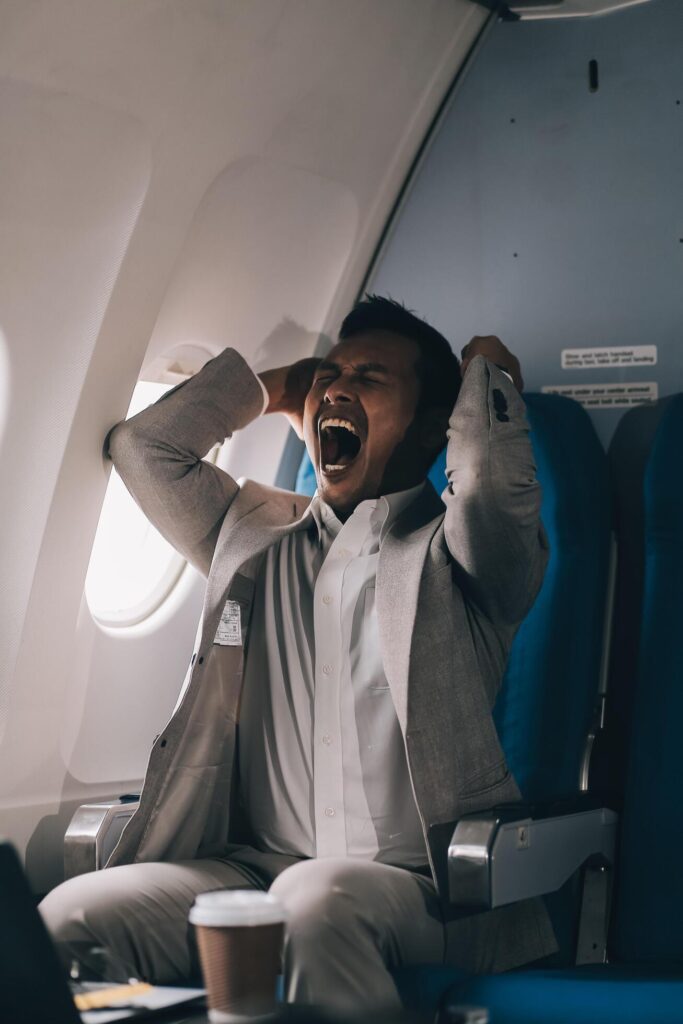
[322,594,332,605]
[324,807,336,817]
[322,664,332,675]
[322,735,332,745]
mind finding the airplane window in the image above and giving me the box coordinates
[85,381,195,627]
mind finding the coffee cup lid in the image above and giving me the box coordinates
[189,890,287,928]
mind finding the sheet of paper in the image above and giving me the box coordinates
[79,984,205,1023]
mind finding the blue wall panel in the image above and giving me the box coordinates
[369,0,683,447]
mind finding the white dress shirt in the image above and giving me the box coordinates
[238,480,429,868]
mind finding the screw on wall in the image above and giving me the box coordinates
[516,825,530,850]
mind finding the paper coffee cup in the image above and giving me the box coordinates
[189,891,286,1023]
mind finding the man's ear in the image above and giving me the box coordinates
[418,407,449,453]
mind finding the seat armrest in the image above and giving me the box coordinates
[64,795,140,880]
[445,796,618,909]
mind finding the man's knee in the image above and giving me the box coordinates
[40,871,121,947]
[40,869,140,979]
[269,859,412,1008]
[41,857,265,984]
[269,859,366,945]
[39,862,188,983]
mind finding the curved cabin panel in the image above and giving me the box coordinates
[0,0,486,892]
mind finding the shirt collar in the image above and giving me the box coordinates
[307,481,426,545]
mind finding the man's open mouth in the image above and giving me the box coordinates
[318,417,362,475]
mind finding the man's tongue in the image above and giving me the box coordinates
[335,450,355,467]
[321,427,361,468]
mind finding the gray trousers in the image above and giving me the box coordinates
[39,847,445,1012]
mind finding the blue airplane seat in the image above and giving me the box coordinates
[442,395,683,1022]
[591,397,675,807]
[297,392,610,807]
[611,394,683,965]
[295,392,613,1005]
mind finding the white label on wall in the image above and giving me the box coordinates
[541,382,658,409]
[561,346,657,369]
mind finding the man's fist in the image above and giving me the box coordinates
[258,357,321,439]
[460,336,524,393]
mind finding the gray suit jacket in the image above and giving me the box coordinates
[105,348,557,973]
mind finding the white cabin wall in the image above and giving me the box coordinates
[0,0,487,890]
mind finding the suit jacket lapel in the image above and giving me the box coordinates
[201,487,312,647]
[200,479,445,724]
[377,482,445,733]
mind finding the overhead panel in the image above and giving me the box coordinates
[509,0,655,18]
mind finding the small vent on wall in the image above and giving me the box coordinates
[142,343,214,385]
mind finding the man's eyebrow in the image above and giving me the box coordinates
[316,360,391,374]
[355,362,391,374]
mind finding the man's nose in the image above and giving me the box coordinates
[323,378,354,404]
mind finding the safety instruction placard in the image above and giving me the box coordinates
[561,346,657,369]
[214,599,242,646]
[541,382,658,409]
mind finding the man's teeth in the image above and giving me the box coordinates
[319,417,358,436]
[324,464,346,472]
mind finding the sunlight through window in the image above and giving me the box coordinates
[86,381,186,626]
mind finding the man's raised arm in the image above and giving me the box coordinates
[105,348,267,578]
[442,336,548,626]
[106,348,320,577]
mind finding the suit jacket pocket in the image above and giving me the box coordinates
[458,766,521,822]
[460,758,511,798]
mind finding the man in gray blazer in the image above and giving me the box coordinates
[41,296,557,1009]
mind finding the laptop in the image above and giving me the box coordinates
[0,839,206,1023]
[0,839,81,1023]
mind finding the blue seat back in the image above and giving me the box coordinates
[494,394,611,801]
[295,393,611,803]
[612,395,683,963]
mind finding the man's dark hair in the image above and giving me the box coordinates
[339,294,461,414]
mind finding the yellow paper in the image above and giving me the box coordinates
[73,982,152,1011]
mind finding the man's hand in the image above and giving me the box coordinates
[258,357,321,439]
[460,336,524,393]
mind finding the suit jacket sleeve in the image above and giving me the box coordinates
[442,354,548,625]
[105,348,265,577]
